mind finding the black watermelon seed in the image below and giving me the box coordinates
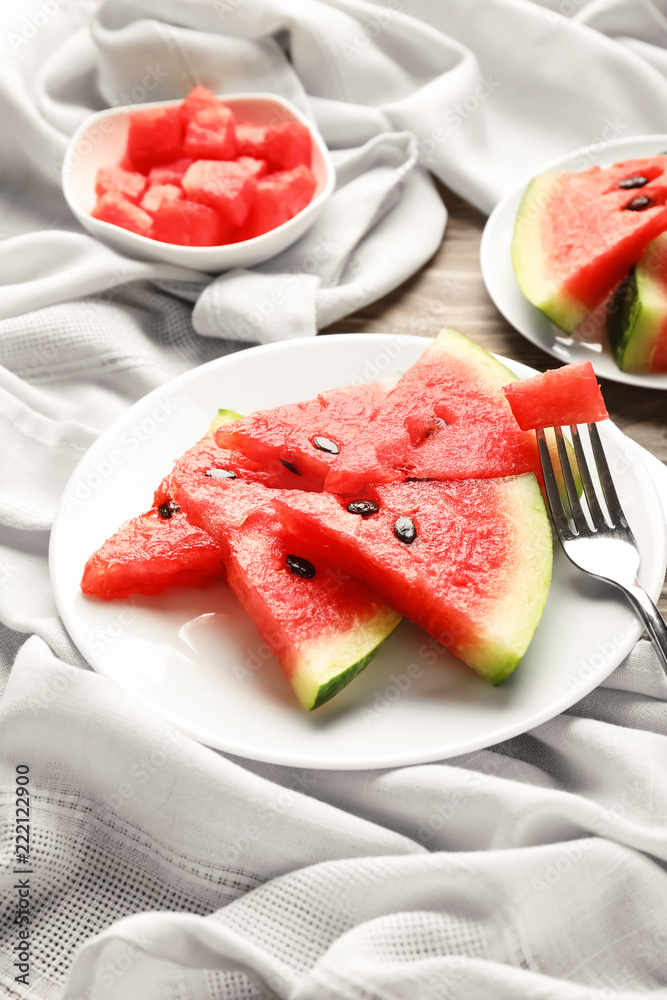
[285,554,316,579]
[346,500,379,517]
[618,175,649,190]
[281,459,300,475]
[625,195,651,211]
[158,500,180,519]
[394,516,417,544]
[312,435,340,455]
[205,468,237,479]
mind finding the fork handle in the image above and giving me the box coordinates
[625,583,667,675]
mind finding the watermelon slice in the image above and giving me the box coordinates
[214,375,398,492]
[82,410,278,602]
[273,476,552,684]
[607,233,667,372]
[502,361,608,430]
[171,472,401,709]
[512,156,667,333]
[324,329,546,495]
[95,167,147,203]
[80,507,224,600]
[91,192,153,237]
[126,106,185,173]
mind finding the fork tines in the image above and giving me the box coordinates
[536,423,629,538]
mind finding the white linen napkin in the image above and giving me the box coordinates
[1,1,667,998]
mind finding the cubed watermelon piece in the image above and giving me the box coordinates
[242,166,316,238]
[236,156,268,178]
[183,105,237,160]
[92,192,153,236]
[95,166,147,203]
[126,106,185,172]
[182,160,257,226]
[502,361,609,430]
[150,200,224,246]
[181,85,220,119]
[140,183,183,214]
[147,158,193,185]
[235,120,312,170]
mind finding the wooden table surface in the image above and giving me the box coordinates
[323,182,667,614]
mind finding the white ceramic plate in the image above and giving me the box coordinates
[481,134,667,389]
[50,335,667,769]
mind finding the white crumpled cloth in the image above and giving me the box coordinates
[1,1,667,998]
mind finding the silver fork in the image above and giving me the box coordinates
[537,423,667,673]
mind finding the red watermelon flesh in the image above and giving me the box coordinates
[171,471,401,709]
[153,412,283,509]
[150,199,225,246]
[148,158,194,185]
[503,361,609,430]
[95,167,147,203]
[126,106,185,173]
[92,192,153,236]
[182,160,257,227]
[215,375,398,492]
[183,105,237,161]
[180,85,220,119]
[512,156,667,333]
[82,411,281,602]
[273,475,552,684]
[80,507,224,601]
[140,183,183,214]
[236,156,268,178]
[242,166,317,239]
[325,329,543,495]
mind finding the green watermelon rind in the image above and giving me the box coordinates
[473,473,552,685]
[511,173,587,334]
[607,242,667,373]
[296,608,403,710]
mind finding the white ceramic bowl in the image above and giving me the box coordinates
[62,92,335,272]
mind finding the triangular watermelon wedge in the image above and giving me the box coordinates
[273,476,552,684]
[80,507,225,600]
[214,376,398,492]
[81,409,277,601]
[170,471,402,710]
[324,329,544,495]
[512,156,667,333]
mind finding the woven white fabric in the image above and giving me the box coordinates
[0,0,667,998]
